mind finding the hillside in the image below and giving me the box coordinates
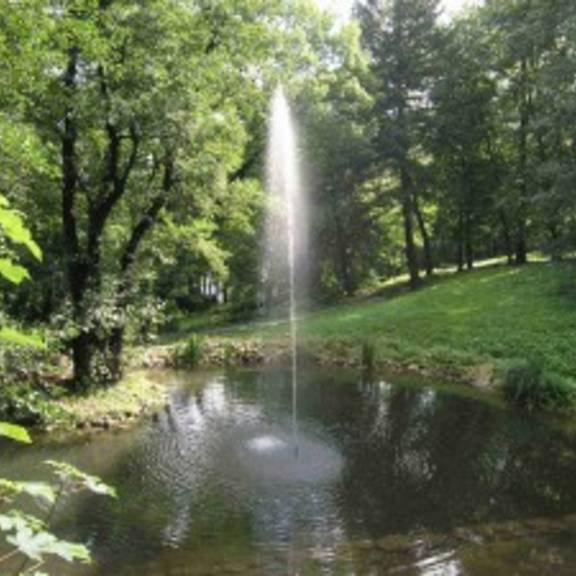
[198,261,576,382]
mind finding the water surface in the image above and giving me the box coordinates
[2,369,576,575]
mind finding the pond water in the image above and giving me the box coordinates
[3,368,576,575]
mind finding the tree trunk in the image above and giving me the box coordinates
[457,210,465,272]
[71,333,97,391]
[103,158,174,380]
[465,212,474,270]
[515,225,528,265]
[106,327,124,384]
[499,209,514,265]
[413,191,433,276]
[62,47,95,391]
[334,211,354,296]
[515,56,530,265]
[401,167,420,289]
[548,223,562,262]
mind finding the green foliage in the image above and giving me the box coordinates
[211,261,576,395]
[0,422,116,574]
[499,359,576,411]
[2,0,576,395]
[0,327,45,350]
[361,341,376,371]
[0,422,31,444]
[176,334,205,368]
[0,382,65,427]
[0,510,91,564]
[0,479,55,505]
[45,461,117,499]
[0,195,42,263]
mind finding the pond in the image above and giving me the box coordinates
[2,368,576,575]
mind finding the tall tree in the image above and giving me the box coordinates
[359,0,442,288]
[431,16,497,271]
[17,0,286,388]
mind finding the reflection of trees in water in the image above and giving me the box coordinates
[332,379,576,536]
[30,370,576,575]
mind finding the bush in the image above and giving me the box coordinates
[500,358,575,410]
[0,383,67,426]
[176,334,204,368]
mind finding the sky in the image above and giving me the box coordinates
[314,0,484,22]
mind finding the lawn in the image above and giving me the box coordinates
[193,261,576,379]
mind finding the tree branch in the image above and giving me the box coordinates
[62,47,80,257]
[120,156,174,276]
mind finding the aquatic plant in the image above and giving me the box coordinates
[500,358,575,410]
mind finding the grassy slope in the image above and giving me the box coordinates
[207,261,576,379]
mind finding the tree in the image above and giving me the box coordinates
[298,21,377,297]
[359,0,442,288]
[431,15,497,270]
[10,0,290,388]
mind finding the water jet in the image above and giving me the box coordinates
[264,86,307,457]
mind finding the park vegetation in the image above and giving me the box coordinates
[1,0,576,409]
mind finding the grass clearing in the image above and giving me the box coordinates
[183,261,576,382]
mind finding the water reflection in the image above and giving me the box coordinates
[2,369,576,575]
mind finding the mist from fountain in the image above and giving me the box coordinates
[264,86,307,457]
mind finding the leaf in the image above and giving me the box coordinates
[0,202,42,261]
[45,461,117,498]
[0,511,91,564]
[0,480,55,505]
[0,511,45,533]
[0,258,30,284]
[7,526,91,563]
[0,422,31,444]
[0,327,46,349]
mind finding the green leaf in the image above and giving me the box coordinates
[0,480,55,505]
[0,327,46,349]
[0,511,91,564]
[0,201,42,261]
[0,511,45,533]
[0,258,30,284]
[45,461,117,498]
[0,422,31,444]
[8,530,90,563]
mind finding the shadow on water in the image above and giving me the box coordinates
[3,368,576,575]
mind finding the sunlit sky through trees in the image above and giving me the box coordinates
[314,0,484,23]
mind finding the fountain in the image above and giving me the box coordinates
[264,86,307,457]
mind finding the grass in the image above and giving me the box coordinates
[56,370,168,430]
[179,260,576,383]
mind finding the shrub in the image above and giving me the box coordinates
[500,358,575,410]
[0,383,67,426]
[176,334,204,368]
